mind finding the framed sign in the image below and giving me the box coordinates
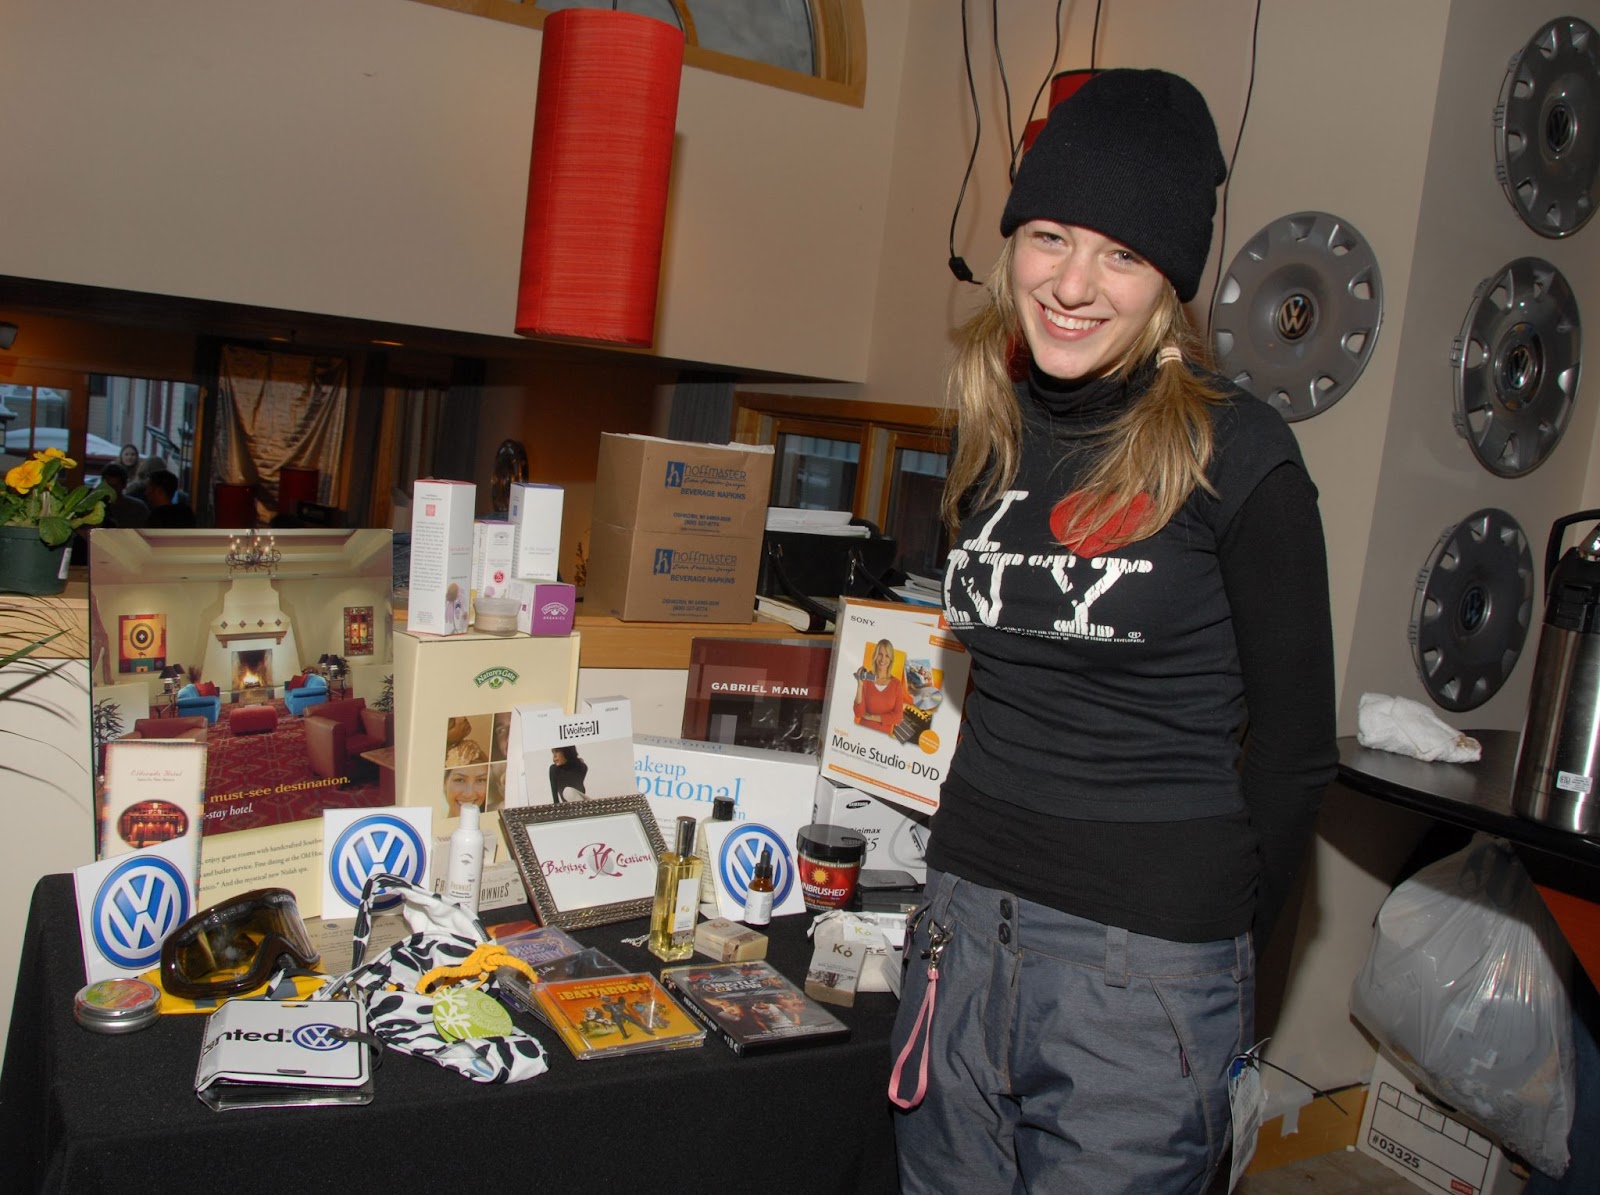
[499,796,667,930]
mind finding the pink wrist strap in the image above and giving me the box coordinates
[888,965,939,1109]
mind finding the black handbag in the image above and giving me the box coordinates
[758,519,902,631]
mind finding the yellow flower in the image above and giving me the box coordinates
[6,460,45,494]
[34,448,76,467]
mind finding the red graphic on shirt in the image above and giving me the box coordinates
[1049,491,1152,558]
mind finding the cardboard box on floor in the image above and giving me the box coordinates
[585,434,773,623]
[1356,1049,1524,1195]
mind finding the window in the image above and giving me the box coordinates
[734,393,949,577]
[87,375,201,494]
[0,383,72,462]
[414,0,866,106]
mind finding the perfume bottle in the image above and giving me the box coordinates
[742,845,774,926]
[695,795,736,912]
[649,816,703,962]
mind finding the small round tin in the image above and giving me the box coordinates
[74,977,161,1034]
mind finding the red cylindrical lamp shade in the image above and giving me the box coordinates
[1020,69,1099,155]
[516,9,685,348]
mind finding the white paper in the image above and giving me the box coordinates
[74,835,200,982]
[319,806,433,917]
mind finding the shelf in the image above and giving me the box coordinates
[574,612,829,671]
[0,570,91,660]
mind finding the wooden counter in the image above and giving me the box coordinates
[573,612,826,670]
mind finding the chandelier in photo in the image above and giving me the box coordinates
[225,530,281,576]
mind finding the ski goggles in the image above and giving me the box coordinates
[159,888,321,997]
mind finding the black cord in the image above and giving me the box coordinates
[1007,0,1066,185]
[992,0,1017,184]
[1090,0,1103,70]
[948,1,983,285]
[1206,0,1263,333]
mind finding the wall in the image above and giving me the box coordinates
[0,0,912,383]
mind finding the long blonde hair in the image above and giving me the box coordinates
[942,236,1225,549]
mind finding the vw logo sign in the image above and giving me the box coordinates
[717,824,795,907]
[1275,292,1315,341]
[92,854,191,970]
[330,814,427,909]
[291,1023,348,1051]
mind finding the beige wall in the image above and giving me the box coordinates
[0,0,911,383]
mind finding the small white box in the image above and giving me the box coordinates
[812,776,929,880]
[409,479,476,636]
[507,482,564,581]
[472,520,515,599]
[1357,1049,1525,1195]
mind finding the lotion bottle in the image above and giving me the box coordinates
[445,802,485,914]
[695,795,735,913]
[649,816,703,962]
[742,845,775,926]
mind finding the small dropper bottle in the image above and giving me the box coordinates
[742,845,775,926]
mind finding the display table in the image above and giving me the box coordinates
[0,875,902,1194]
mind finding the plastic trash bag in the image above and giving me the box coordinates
[1350,834,1575,1177]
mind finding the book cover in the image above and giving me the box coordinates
[96,738,207,863]
[817,598,970,816]
[532,972,707,1060]
[681,636,833,756]
[660,960,851,1056]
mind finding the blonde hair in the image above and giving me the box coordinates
[942,236,1226,549]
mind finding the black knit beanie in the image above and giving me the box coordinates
[1000,68,1228,302]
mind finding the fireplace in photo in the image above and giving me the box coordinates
[231,650,275,695]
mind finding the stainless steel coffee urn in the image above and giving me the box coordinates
[1512,509,1600,836]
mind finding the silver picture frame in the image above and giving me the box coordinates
[498,795,668,930]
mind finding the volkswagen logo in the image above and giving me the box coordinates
[91,854,191,970]
[1547,103,1575,155]
[716,824,796,907]
[1276,293,1315,341]
[291,1023,349,1051]
[329,814,427,910]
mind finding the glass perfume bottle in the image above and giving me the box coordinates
[649,816,703,962]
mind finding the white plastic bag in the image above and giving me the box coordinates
[1350,834,1575,1176]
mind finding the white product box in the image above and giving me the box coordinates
[409,480,476,636]
[472,520,515,599]
[812,776,930,880]
[633,735,819,918]
[1356,1050,1524,1195]
[507,697,637,807]
[507,482,564,581]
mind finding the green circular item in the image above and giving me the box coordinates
[432,986,512,1042]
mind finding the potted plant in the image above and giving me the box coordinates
[0,449,112,595]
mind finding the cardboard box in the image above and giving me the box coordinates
[408,480,475,636]
[1356,1050,1524,1195]
[393,629,580,843]
[507,482,564,581]
[817,598,971,817]
[633,734,817,918]
[592,434,773,538]
[586,522,763,623]
[813,776,930,880]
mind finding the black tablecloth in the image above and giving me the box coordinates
[0,875,902,1193]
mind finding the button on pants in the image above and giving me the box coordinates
[890,870,1254,1194]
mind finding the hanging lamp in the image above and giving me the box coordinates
[515,8,685,348]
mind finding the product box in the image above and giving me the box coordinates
[585,434,774,624]
[1356,1050,1524,1195]
[507,579,577,636]
[408,480,476,636]
[506,482,564,581]
[585,523,763,623]
[681,635,834,755]
[633,734,817,918]
[817,598,971,817]
[431,852,525,913]
[393,628,580,844]
[471,519,515,599]
[506,696,636,807]
[812,776,930,880]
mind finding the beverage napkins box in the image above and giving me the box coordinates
[507,482,564,581]
[813,775,930,880]
[1356,1049,1523,1195]
[409,480,476,636]
[393,629,580,835]
[585,435,774,624]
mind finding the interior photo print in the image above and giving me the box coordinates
[86,528,395,855]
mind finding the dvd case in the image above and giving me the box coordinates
[660,960,851,1057]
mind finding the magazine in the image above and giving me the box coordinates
[532,972,707,1060]
[660,960,851,1056]
[816,598,970,816]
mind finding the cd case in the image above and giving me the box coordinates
[532,972,707,1060]
[660,959,851,1056]
[195,999,374,1110]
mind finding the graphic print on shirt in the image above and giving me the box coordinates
[944,489,1152,643]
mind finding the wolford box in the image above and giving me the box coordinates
[409,480,476,636]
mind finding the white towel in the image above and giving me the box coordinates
[1357,693,1482,763]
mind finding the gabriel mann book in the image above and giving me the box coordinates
[660,960,851,1057]
[532,972,706,1060]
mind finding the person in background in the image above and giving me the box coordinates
[888,69,1337,1194]
[143,469,196,528]
[125,454,164,502]
[98,463,149,529]
[118,443,140,473]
